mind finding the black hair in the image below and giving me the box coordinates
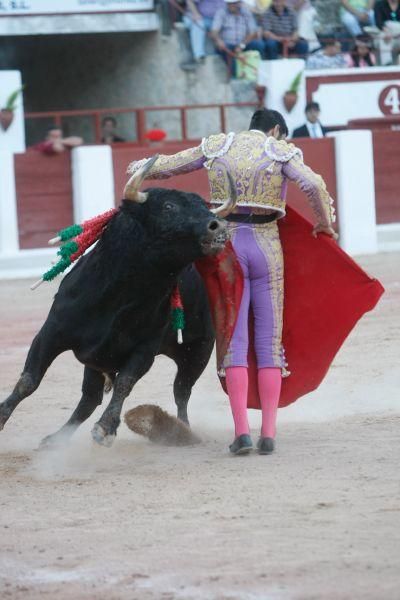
[351,34,374,67]
[305,102,320,113]
[249,108,288,137]
[102,115,117,127]
[318,34,339,48]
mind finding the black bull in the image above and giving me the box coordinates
[0,189,228,448]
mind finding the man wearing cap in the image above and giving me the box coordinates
[211,0,264,74]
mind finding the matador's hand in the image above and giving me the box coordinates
[312,224,339,241]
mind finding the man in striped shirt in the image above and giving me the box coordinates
[260,0,308,59]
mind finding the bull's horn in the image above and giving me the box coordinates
[123,154,159,202]
[211,171,237,216]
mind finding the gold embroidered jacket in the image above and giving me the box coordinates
[127,130,335,225]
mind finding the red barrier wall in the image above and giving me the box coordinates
[112,138,338,224]
[372,131,400,224]
[14,151,73,249]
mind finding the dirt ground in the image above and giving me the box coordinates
[0,252,399,600]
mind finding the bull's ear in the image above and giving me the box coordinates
[124,155,159,203]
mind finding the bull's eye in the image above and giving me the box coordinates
[164,202,175,212]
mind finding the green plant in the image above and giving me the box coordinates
[2,85,25,111]
[287,70,303,94]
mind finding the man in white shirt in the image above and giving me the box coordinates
[292,102,327,138]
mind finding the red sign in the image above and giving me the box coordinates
[379,85,400,116]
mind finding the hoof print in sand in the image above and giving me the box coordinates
[124,404,201,446]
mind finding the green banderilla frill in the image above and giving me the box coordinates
[57,240,79,260]
[171,307,185,332]
[57,224,83,242]
[42,257,72,282]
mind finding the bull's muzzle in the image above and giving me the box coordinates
[201,219,228,255]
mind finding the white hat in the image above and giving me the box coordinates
[224,0,241,3]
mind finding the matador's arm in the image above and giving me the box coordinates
[126,133,235,180]
[127,145,206,180]
[282,154,336,227]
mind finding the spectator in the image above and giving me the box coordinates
[182,0,224,67]
[374,0,400,64]
[33,126,83,155]
[306,36,347,69]
[260,0,309,60]
[292,101,328,138]
[101,116,125,144]
[285,0,319,49]
[313,0,342,36]
[340,0,375,37]
[211,0,264,75]
[345,33,376,65]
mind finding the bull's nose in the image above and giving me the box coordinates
[207,219,222,232]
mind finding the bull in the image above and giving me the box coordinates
[0,158,232,448]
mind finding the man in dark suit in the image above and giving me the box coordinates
[292,102,328,138]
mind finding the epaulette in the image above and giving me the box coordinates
[201,132,235,159]
[264,137,303,163]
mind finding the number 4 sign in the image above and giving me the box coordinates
[379,85,400,115]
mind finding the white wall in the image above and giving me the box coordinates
[330,130,378,255]
[0,71,26,154]
[258,59,306,135]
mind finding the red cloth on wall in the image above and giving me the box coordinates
[196,206,384,409]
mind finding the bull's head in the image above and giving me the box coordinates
[124,156,237,218]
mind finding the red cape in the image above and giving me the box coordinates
[195,206,384,409]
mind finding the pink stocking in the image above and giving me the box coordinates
[225,367,249,437]
[258,367,281,439]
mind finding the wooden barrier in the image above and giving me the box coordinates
[372,131,400,225]
[14,151,73,249]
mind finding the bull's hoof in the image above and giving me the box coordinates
[91,423,116,448]
[38,433,67,451]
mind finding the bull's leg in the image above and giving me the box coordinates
[0,326,64,431]
[172,338,214,425]
[39,367,106,448]
[91,349,155,447]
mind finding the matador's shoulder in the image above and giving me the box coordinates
[201,132,235,159]
[264,137,303,163]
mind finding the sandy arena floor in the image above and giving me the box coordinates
[0,252,399,600]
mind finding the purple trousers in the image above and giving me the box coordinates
[223,223,285,369]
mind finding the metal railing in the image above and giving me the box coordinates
[25,102,258,145]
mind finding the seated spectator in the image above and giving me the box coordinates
[340,0,375,37]
[101,116,125,144]
[260,0,309,60]
[306,36,347,69]
[374,0,400,64]
[313,0,342,36]
[345,33,376,66]
[292,101,327,138]
[211,0,264,75]
[33,126,83,155]
[182,0,224,68]
[285,0,319,49]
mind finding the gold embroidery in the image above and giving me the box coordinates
[207,131,287,217]
[127,145,204,179]
[201,133,234,159]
